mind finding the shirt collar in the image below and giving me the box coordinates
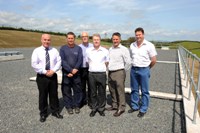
[42,46,52,50]
[112,43,122,49]
[91,46,104,51]
[133,39,147,47]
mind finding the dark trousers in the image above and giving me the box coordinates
[88,72,106,112]
[36,73,59,117]
[80,68,91,105]
[61,73,82,109]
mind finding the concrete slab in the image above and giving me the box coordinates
[157,60,179,64]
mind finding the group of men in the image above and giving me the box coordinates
[31,27,157,122]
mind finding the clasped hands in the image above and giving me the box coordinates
[67,69,78,77]
[45,70,55,77]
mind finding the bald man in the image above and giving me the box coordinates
[32,34,63,122]
[79,32,93,108]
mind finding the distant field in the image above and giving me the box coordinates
[0,30,112,48]
[169,41,200,57]
[178,41,200,57]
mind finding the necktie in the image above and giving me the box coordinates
[45,48,50,70]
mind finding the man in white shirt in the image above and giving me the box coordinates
[79,32,93,108]
[128,27,157,118]
[107,32,131,117]
[31,34,63,122]
[86,34,109,117]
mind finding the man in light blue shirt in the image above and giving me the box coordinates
[79,32,93,108]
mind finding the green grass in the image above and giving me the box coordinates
[176,41,200,57]
[0,30,112,48]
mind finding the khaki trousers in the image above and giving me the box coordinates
[108,69,126,111]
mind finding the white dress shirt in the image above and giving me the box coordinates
[86,46,109,72]
[79,43,93,68]
[130,39,157,67]
[108,44,131,71]
[31,46,61,74]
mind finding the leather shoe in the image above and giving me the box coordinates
[98,111,105,116]
[39,116,46,122]
[75,108,80,114]
[113,110,125,117]
[89,111,97,117]
[106,107,117,111]
[128,108,139,113]
[67,108,74,115]
[52,113,63,119]
[137,112,146,118]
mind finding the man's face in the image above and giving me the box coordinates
[81,33,89,44]
[112,35,121,47]
[41,34,51,48]
[67,34,75,46]
[135,31,144,43]
[93,36,101,47]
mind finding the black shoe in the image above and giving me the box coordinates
[75,108,80,114]
[39,116,46,122]
[89,111,97,117]
[128,108,139,113]
[113,110,125,117]
[137,112,146,118]
[52,113,63,119]
[98,111,105,116]
[67,108,74,115]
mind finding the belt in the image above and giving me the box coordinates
[37,73,56,77]
[89,72,106,74]
[109,69,124,72]
[132,66,149,69]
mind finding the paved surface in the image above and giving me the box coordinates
[0,48,186,133]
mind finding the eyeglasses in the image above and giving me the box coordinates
[82,36,88,38]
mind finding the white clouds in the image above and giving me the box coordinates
[0,0,200,41]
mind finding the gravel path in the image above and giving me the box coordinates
[0,48,186,133]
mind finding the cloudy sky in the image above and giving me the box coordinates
[0,0,200,41]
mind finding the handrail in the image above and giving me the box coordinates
[178,45,200,124]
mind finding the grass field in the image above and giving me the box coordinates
[0,30,112,48]
[174,41,200,57]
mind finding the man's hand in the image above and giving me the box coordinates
[71,69,78,75]
[46,70,55,77]
[67,73,73,77]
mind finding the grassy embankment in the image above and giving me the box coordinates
[0,30,112,48]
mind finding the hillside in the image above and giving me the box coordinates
[0,30,81,48]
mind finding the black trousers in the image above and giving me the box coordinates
[36,73,59,116]
[80,68,91,105]
[88,72,106,112]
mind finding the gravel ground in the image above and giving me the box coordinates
[0,48,186,133]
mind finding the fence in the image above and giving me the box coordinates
[178,45,200,124]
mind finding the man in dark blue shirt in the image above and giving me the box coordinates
[60,32,83,115]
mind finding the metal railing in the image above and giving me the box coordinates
[0,51,22,56]
[178,46,200,123]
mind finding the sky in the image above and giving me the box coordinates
[0,0,200,41]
